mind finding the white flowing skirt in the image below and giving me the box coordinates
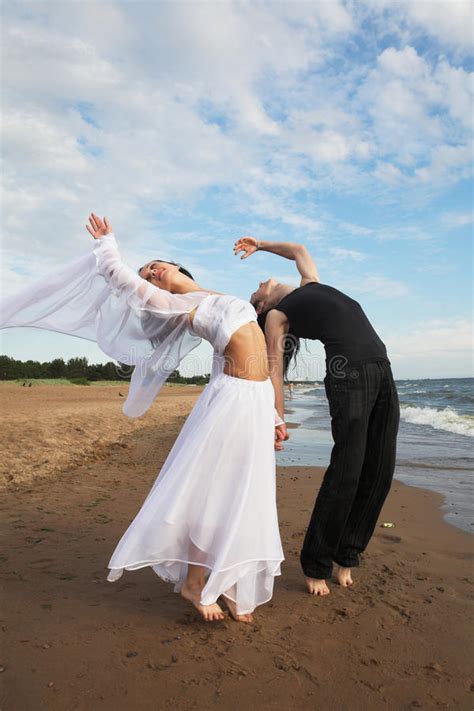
[107,372,284,615]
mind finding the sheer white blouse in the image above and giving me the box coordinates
[1,234,263,418]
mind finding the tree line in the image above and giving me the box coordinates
[0,355,210,385]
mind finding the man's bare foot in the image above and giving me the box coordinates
[305,577,330,596]
[220,596,254,623]
[335,566,353,587]
[180,582,225,621]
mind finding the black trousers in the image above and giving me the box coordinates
[300,360,400,580]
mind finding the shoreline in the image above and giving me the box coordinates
[280,389,473,535]
[277,464,472,553]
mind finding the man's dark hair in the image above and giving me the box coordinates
[257,311,300,382]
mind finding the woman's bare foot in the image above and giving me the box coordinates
[335,566,353,587]
[220,596,254,623]
[180,582,225,621]
[305,577,330,596]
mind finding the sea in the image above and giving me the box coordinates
[276,378,473,534]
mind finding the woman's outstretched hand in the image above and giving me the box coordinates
[86,213,113,240]
[234,236,259,259]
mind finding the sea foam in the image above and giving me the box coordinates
[400,405,474,438]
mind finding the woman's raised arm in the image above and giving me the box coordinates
[86,213,197,316]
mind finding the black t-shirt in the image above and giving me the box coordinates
[273,282,389,368]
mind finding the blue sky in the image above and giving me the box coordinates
[1,0,472,379]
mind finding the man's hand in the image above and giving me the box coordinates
[275,423,289,451]
[86,213,113,240]
[238,237,320,285]
[233,236,259,259]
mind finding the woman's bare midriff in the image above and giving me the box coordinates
[188,308,268,381]
[223,322,269,381]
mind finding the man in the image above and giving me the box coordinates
[234,236,399,596]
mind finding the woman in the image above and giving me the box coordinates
[1,214,285,623]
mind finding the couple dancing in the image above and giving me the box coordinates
[1,214,399,623]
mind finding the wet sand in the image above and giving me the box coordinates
[0,382,473,709]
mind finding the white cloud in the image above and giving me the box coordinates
[441,211,474,229]
[351,275,411,298]
[403,0,473,53]
[230,168,326,231]
[339,222,375,237]
[330,247,367,262]
[359,0,473,55]
[283,106,374,169]
[1,3,471,274]
[1,0,358,273]
[415,142,473,183]
[324,220,435,247]
[383,317,473,378]
[358,45,472,186]
[435,59,474,130]
[375,226,433,243]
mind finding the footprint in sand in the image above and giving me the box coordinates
[380,533,402,544]
[29,558,55,569]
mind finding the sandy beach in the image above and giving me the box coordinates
[1,382,473,710]
[0,382,202,490]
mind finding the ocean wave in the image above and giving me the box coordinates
[400,406,474,438]
[399,390,474,410]
[437,391,474,404]
[301,388,320,397]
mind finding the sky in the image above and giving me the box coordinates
[1,0,473,380]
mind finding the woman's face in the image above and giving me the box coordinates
[139,260,181,292]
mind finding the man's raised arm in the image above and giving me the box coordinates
[234,236,320,285]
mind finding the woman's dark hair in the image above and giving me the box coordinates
[257,311,300,382]
[138,259,194,281]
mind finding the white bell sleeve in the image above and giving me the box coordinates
[92,234,207,417]
[274,411,285,427]
[0,251,107,341]
[0,234,207,418]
